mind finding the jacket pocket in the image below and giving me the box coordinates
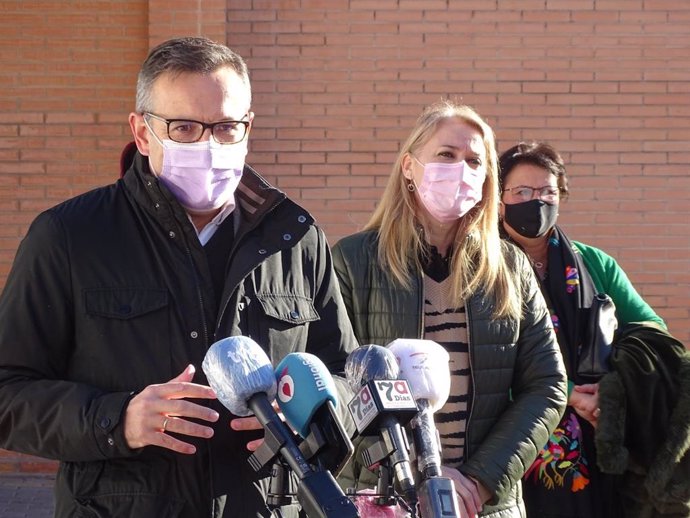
[84,287,168,319]
[60,458,186,518]
[73,494,185,518]
[78,287,171,388]
[256,293,319,325]
[254,293,320,356]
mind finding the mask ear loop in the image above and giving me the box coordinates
[142,115,165,148]
[141,116,164,176]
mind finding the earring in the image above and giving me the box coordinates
[407,182,415,192]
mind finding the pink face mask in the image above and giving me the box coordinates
[413,159,486,224]
[146,121,247,213]
[157,139,246,213]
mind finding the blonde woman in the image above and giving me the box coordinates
[333,101,567,518]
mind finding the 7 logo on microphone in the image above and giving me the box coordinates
[348,379,418,434]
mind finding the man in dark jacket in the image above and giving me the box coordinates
[0,37,357,518]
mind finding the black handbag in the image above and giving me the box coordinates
[577,293,618,380]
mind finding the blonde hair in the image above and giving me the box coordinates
[364,100,520,319]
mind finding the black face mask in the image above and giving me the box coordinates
[503,199,558,238]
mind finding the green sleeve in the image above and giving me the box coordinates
[573,241,666,329]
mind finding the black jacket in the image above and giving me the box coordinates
[332,230,567,518]
[596,322,690,517]
[0,148,357,518]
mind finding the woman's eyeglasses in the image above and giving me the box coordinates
[503,185,560,202]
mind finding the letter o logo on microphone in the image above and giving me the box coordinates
[277,371,294,404]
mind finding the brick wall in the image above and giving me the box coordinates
[0,0,152,476]
[0,0,689,474]
[0,0,148,280]
[227,1,690,342]
[0,448,57,475]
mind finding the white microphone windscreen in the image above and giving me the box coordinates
[387,339,450,412]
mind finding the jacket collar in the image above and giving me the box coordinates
[119,142,290,235]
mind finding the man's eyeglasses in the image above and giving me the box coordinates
[144,112,250,145]
[503,185,560,202]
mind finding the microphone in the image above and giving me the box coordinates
[275,352,354,477]
[202,336,359,518]
[387,339,461,518]
[344,344,419,508]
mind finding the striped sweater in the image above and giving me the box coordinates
[422,274,471,468]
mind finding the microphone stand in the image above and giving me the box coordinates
[360,440,397,507]
[247,395,359,518]
[416,477,460,518]
[359,439,418,517]
[296,400,354,477]
[410,402,461,518]
[267,459,294,512]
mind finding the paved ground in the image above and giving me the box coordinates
[0,473,55,517]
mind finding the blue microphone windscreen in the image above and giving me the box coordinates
[275,352,337,437]
[202,335,276,417]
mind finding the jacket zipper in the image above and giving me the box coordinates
[216,197,283,330]
[463,300,475,461]
[153,179,210,348]
[189,246,209,347]
[417,269,424,338]
[176,219,209,348]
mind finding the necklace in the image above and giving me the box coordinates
[532,260,547,280]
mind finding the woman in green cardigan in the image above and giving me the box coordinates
[498,140,665,518]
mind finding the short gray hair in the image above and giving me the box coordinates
[135,37,251,113]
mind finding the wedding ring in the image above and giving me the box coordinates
[162,417,169,432]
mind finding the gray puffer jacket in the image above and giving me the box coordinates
[332,230,567,518]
